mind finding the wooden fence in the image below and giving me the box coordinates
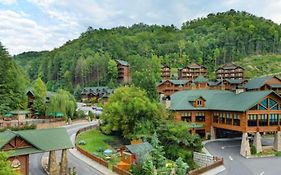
[75,124,109,168]
[188,157,223,175]
[112,166,132,175]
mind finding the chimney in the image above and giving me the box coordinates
[165,96,171,108]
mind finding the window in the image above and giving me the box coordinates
[257,98,279,110]
[270,114,278,125]
[196,112,205,122]
[259,114,268,126]
[213,113,219,123]
[219,113,225,124]
[248,114,257,126]
[233,114,240,126]
[226,113,232,125]
[181,112,191,122]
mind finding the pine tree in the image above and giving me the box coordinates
[142,155,157,175]
[150,132,166,169]
[175,157,189,175]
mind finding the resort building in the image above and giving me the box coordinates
[80,86,113,102]
[178,63,208,80]
[0,128,73,175]
[116,59,131,84]
[168,89,281,157]
[216,63,244,80]
[161,65,171,79]
[244,76,281,95]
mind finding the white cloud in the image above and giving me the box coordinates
[0,10,78,55]
[2,0,281,55]
[0,0,16,5]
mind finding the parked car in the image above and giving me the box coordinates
[92,107,103,116]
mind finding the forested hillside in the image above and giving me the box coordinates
[14,10,281,94]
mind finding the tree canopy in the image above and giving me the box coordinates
[100,86,167,139]
[0,43,28,114]
[0,152,19,175]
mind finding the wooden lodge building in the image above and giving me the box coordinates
[80,86,113,102]
[178,63,208,80]
[157,76,247,97]
[244,76,281,95]
[216,63,244,80]
[0,128,73,175]
[168,89,281,157]
[160,65,171,79]
[116,59,131,84]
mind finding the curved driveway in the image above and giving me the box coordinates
[29,122,103,175]
[205,139,281,175]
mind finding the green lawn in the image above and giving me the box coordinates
[76,129,122,169]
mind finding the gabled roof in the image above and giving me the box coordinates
[208,79,223,86]
[194,75,208,83]
[170,90,278,112]
[116,59,129,66]
[81,86,114,97]
[224,79,246,84]
[157,79,190,87]
[125,142,153,163]
[0,128,73,156]
[217,63,244,70]
[186,63,206,69]
[161,64,170,68]
[244,76,276,90]
[188,96,206,102]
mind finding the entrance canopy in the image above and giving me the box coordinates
[0,128,73,156]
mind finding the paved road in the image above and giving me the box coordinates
[205,138,281,175]
[29,122,103,175]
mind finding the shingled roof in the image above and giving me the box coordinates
[244,76,277,90]
[170,90,278,112]
[0,128,73,156]
[116,59,129,66]
[125,142,153,164]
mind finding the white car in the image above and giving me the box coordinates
[92,107,103,116]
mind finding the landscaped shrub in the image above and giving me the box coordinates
[250,145,257,154]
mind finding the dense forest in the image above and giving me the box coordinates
[14,10,281,94]
[0,43,28,113]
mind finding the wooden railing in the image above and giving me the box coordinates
[75,124,109,168]
[112,165,132,175]
[188,157,223,175]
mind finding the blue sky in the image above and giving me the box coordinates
[0,0,281,55]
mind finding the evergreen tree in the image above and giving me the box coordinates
[142,155,156,175]
[0,42,28,114]
[31,77,47,114]
[150,132,166,169]
[175,157,189,175]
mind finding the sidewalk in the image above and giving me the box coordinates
[69,134,118,175]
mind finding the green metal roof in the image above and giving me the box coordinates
[157,79,189,86]
[116,59,129,66]
[7,147,41,157]
[126,142,153,163]
[3,113,13,117]
[269,84,281,88]
[244,76,273,90]
[170,90,277,112]
[0,128,73,156]
[225,79,245,84]
[194,76,208,83]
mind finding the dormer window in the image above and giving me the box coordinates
[189,96,206,108]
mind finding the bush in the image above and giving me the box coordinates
[250,145,257,154]
[0,124,36,132]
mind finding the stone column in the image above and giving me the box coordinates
[210,126,216,140]
[48,150,58,175]
[253,132,262,153]
[60,149,68,175]
[274,131,281,151]
[240,133,251,157]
